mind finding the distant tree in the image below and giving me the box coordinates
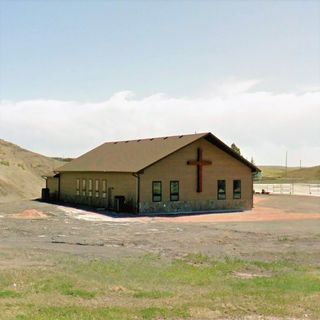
[231,143,241,155]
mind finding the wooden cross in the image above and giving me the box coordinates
[187,148,212,193]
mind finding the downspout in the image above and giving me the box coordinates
[251,171,254,209]
[132,173,140,214]
[137,174,140,214]
[57,173,61,201]
[133,173,140,214]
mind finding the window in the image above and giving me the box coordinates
[217,180,226,200]
[95,179,100,198]
[152,181,162,202]
[76,179,80,196]
[82,179,86,196]
[233,180,241,199]
[170,181,179,201]
[88,179,93,197]
[102,180,107,198]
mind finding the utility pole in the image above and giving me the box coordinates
[285,151,288,177]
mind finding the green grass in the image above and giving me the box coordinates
[0,160,10,166]
[0,254,319,319]
[0,290,21,298]
[33,279,96,298]
[15,306,189,320]
[133,290,173,299]
[278,235,290,241]
[256,165,320,183]
[140,307,189,319]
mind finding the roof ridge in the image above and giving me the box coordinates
[104,132,209,144]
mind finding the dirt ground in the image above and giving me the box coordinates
[156,195,320,222]
[0,194,319,266]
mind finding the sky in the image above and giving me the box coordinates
[0,0,319,166]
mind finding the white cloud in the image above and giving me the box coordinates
[210,78,261,96]
[1,80,319,166]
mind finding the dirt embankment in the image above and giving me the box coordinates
[0,139,63,202]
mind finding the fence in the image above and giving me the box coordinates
[253,183,320,196]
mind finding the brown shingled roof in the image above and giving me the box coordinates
[56,132,260,173]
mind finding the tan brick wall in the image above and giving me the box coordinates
[59,172,137,210]
[139,138,253,212]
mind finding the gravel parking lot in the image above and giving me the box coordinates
[0,194,319,265]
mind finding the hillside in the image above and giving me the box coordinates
[257,165,320,183]
[0,139,63,202]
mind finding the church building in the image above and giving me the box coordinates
[45,132,259,213]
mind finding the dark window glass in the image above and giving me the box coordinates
[170,181,179,201]
[233,180,241,199]
[152,181,162,202]
[82,179,86,196]
[76,179,80,196]
[217,180,226,200]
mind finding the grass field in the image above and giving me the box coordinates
[256,165,320,183]
[1,251,320,320]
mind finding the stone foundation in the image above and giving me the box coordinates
[139,199,251,214]
[54,194,251,214]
